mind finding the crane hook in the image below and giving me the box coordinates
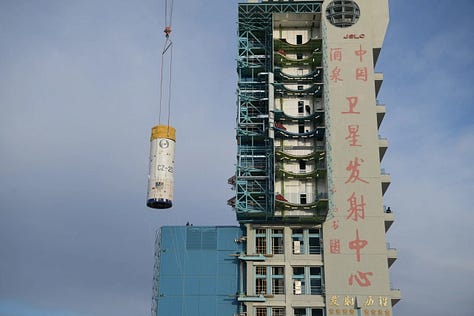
[164,26,171,38]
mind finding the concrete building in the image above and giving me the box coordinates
[153,1,399,315]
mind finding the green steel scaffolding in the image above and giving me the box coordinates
[232,1,326,223]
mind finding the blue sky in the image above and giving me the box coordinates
[0,0,473,315]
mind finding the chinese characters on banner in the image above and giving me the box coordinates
[328,42,375,288]
[327,295,391,316]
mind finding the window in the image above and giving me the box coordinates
[272,266,285,294]
[298,101,304,114]
[292,228,321,255]
[272,307,286,316]
[297,85,304,91]
[256,307,286,316]
[294,308,324,316]
[255,228,284,254]
[312,309,323,316]
[296,34,303,44]
[299,160,306,171]
[294,308,306,316]
[272,229,284,254]
[292,266,322,295]
[299,123,305,134]
[256,266,285,295]
[256,266,267,294]
[308,229,321,254]
[300,194,307,205]
[292,229,304,254]
[309,267,322,294]
[293,267,305,294]
[296,52,303,60]
[256,307,267,316]
[256,229,266,254]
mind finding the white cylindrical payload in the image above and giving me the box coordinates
[147,125,176,209]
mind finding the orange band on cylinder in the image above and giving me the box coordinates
[151,125,176,141]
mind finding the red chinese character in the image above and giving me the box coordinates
[330,66,343,82]
[330,239,340,254]
[346,192,366,222]
[330,48,343,61]
[345,124,361,147]
[355,67,368,81]
[348,229,368,262]
[348,271,373,287]
[345,157,369,184]
[332,219,340,230]
[355,44,367,62]
[341,96,360,114]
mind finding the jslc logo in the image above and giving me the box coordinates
[343,33,365,39]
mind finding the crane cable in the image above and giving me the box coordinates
[158,0,174,127]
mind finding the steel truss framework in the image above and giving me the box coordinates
[234,1,324,222]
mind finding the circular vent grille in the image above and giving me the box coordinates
[326,0,361,28]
